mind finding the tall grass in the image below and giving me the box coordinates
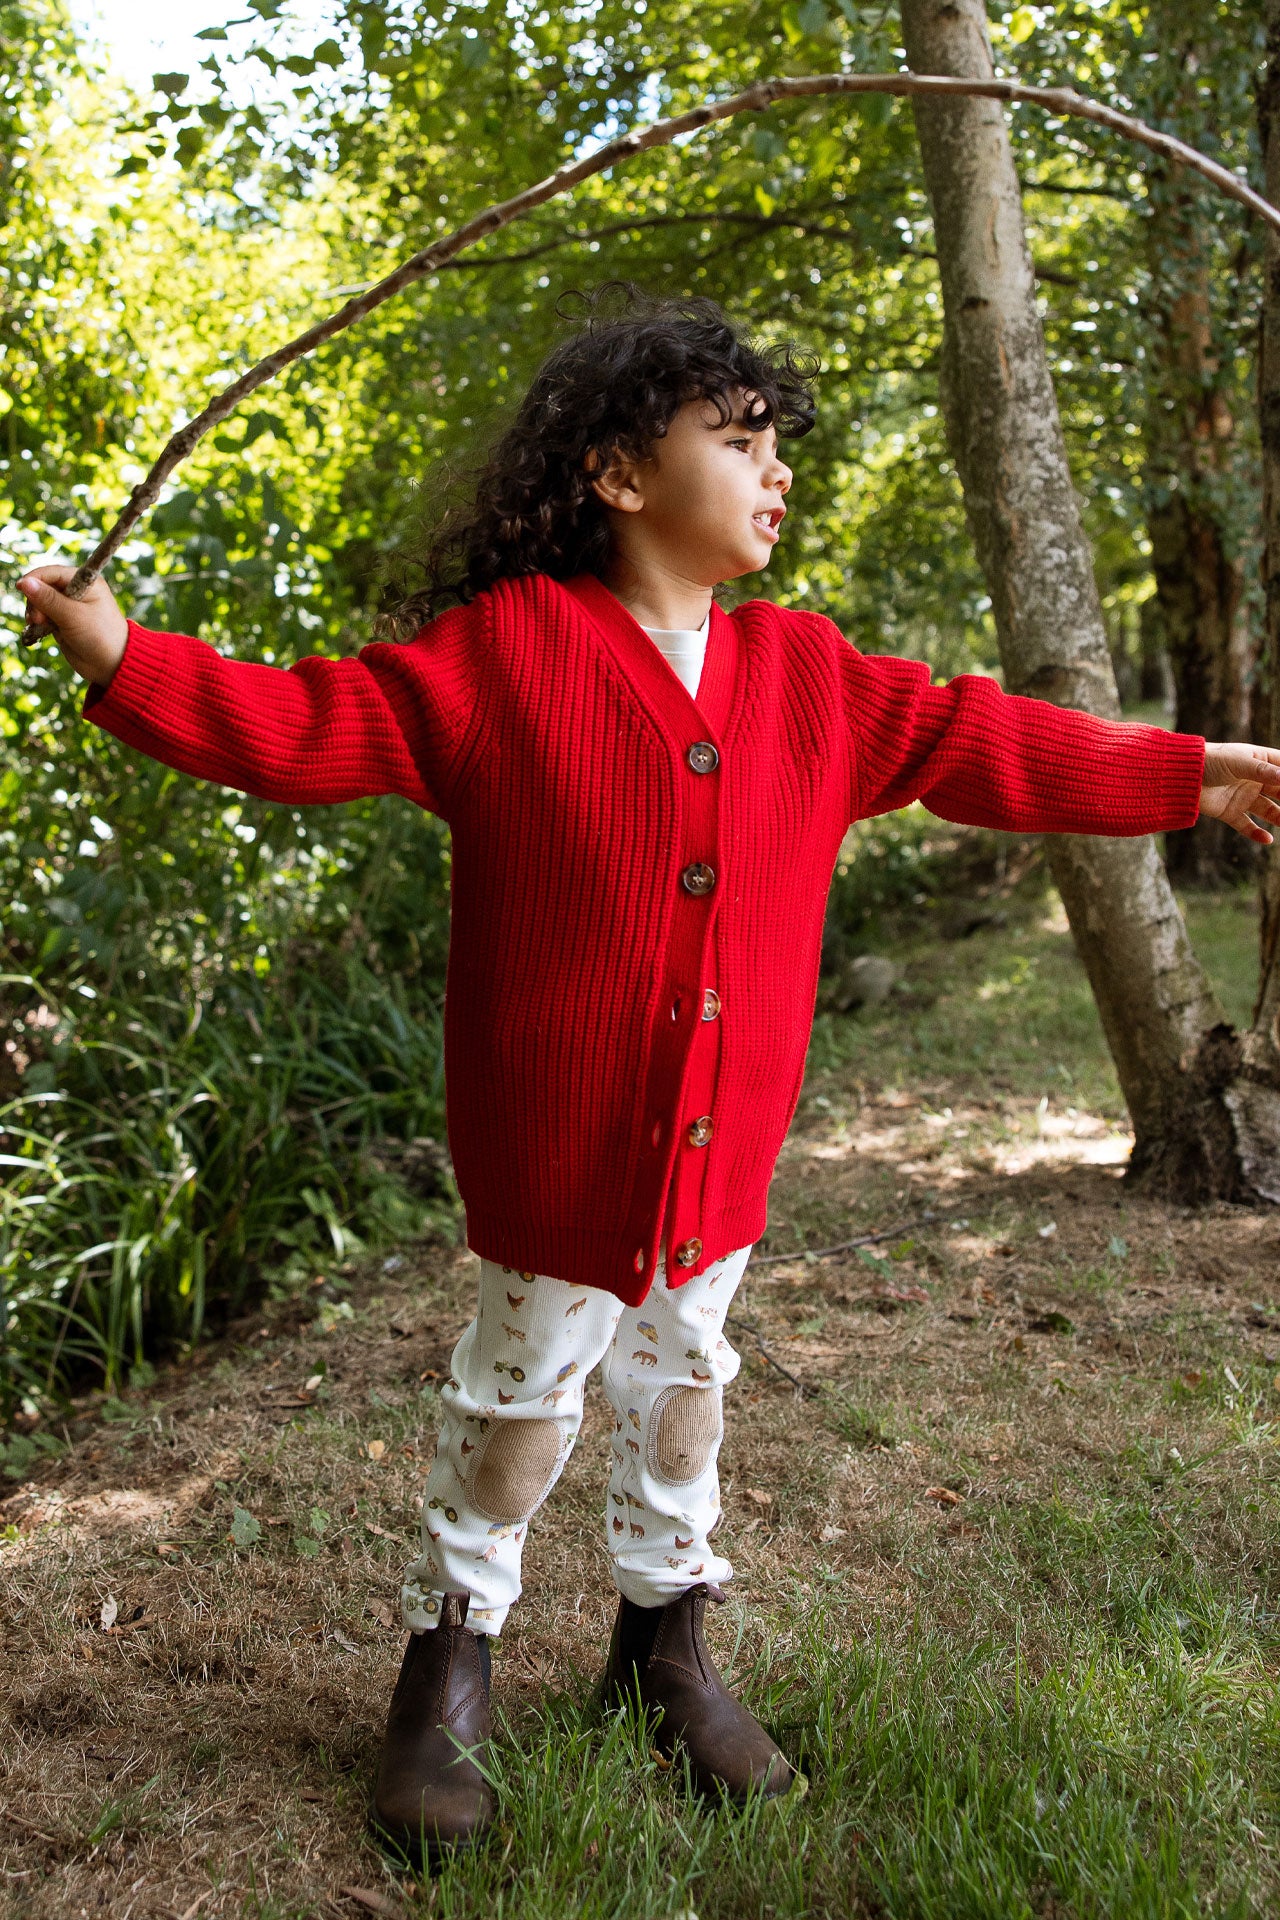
[0,957,447,1415]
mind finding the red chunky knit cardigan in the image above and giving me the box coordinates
[85,570,1205,1305]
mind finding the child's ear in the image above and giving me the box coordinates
[585,446,645,514]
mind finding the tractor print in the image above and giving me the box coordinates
[556,1360,579,1383]
[427,1497,459,1523]
[632,1348,658,1368]
[636,1319,659,1343]
[611,1492,625,1506]
[493,1359,526,1381]
[564,1296,588,1317]
[506,1290,525,1310]
[501,1266,536,1281]
[685,1347,711,1364]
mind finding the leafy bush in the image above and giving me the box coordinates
[0,955,448,1417]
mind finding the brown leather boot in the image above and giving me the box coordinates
[602,1583,795,1802]
[369,1593,495,1861]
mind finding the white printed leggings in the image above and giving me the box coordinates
[400,1243,752,1635]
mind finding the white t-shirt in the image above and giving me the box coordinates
[641,611,711,701]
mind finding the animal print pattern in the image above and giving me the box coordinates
[400,1242,751,1634]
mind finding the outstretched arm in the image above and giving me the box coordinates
[842,646,1210,839]
[17,565,482,817]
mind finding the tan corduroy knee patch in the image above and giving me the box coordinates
[467,1419,562,1523]
[647,1383,722,1485]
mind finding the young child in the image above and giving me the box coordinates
[18,287,1280,1864]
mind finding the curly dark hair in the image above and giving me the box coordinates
[378,282,820,635]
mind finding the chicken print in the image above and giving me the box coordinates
[498,1389,515,1405]
[625,1438,640,1455]
[612,1515,624,1535]
[691,1368,712,1384]
[675,1534,694,1549]
[506,1291,525,1310]
[460,1438,475,1456]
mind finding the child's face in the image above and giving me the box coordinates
[591,389,793,587]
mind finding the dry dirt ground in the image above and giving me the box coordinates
[4,1003,1280,1916]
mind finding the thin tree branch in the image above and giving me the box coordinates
[16,66,1278,644]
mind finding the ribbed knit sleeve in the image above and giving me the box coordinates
[82,600,489,818]
[842,647,1205,836]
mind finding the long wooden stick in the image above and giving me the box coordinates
[17,67,1275,645]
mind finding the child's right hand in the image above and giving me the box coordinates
[16,567,129,688]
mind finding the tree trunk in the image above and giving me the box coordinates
[1142,4,1257,883]
[898,0,1274,1200]
[1247,0,1280,1178]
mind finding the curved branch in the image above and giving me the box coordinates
[16,67,1276,643]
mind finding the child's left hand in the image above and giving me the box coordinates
[1201,742,1280,844]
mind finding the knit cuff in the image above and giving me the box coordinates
[82,620,173,733]
[1151,727,1206,833]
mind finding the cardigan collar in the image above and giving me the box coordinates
[559,572,738,746]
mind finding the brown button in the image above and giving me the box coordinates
[681,862,716,897]
[687,740,720,774]
[675,1238,703,1267]
[702,988,721,1021]
[687,1115,713,1148]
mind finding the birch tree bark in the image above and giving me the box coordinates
[898,0,1274,1199]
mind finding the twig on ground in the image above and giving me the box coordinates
[747,1189,1004,1266]
[725,1315,819,1398]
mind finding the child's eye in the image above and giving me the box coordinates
[727,437,752,450]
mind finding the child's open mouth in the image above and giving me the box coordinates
[752,508,785,541]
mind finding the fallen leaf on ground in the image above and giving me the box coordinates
[366,1521,393,1538]
[365,1439,386,1462]
[341,1889,403,1918]
[819,1525,846,1542]
[743,1488,772,1507]
[99,1594,118,1631]
[299,1788,324,1803]
[368,1601,396,1629]
[924,1487,962,1506]
[304,1374,323,1391]
[329,1628,360,1652]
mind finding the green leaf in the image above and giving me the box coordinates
[459,33,489,70]
[175,126,205,165]
[856,1246,895,1280]
[780,3,804,44]
[1108,1235,1129,1260]
[308,1505,330,1535]
[798,0,830,32]
[855,91,892,128]
[195,26,228,40]
[115,155,148,177]
[295,1533,321,1557]
[312,38,343,68]
[229,1506,261,1549]
[152,71,189,99]
[754,182,776,217]
[1008,6,1037,43]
